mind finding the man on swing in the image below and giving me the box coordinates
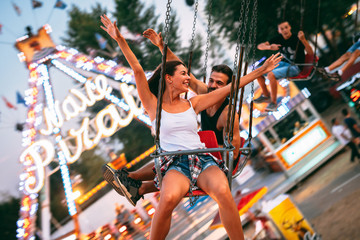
[103,29,243,207]
[254,20,313,111]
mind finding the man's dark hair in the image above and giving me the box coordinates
[211,64,233,84]
[277,20,291,26]
[341,108,349,116]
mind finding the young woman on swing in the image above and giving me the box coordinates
[100,14,281,240]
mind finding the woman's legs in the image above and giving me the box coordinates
[149,170,190,240]
[128,161,156,181]
[341,49,360,73]
[328,52,351,71]
[197,166,244,240]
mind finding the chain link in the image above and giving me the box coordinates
[203,0,212,77]
[233,0,249,74]
[250,0,258,100]
[163,0,173,45]
[190,0,199,50]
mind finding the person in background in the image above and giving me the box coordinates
[318,38,360,81]
[331,117,360,163]
[342,108,360,144]
[254,20,313,111]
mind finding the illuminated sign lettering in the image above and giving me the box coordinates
[20,74,143,194]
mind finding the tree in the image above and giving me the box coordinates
[0,195,20,239]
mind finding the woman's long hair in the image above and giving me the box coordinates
[148,60,185,97]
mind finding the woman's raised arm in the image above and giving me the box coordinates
[100,15,157,116]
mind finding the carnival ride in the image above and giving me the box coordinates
[6,0,359,240]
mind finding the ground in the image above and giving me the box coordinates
[311,189,360,240]
[290,148,360,240]
[288,98,360,240]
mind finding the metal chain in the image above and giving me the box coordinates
[233,0,247,74]
[249,0,258,72]
[249,0,258,142]
[163,0,173,45]
[203,0,212,77]
[241,0,251,46]
[190,0,199,50]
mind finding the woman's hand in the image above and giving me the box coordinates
[143,29,163,48]
[262,53,282,73]
[100,14,122,41]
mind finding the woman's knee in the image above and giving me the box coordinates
[160,192,181,209]
[211,183,232,200]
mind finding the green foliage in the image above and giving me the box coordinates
[111,119,154,161]
[62,3,108,54]
[0,195,20,239]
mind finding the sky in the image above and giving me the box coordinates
[0,0,220,200]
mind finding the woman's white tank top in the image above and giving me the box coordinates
[151,101,205,152]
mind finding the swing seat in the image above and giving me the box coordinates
[340,61,360,82]
[289,54,319,81]
[184,130,246,197]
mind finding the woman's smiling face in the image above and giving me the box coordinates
[167,64,190,93]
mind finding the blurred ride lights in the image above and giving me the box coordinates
[147,207,155,216]
[134,217,142,225]
[119,225,127,233]
[104,234,112,240]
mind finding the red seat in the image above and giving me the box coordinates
[184,130,246,197]
[289,54,318,80]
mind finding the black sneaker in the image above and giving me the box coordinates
[265,102,278,112]
[254,94,271,103]
[102,164,124,196]
[115,170,143,206]
[328,72,341,82]
[317,67,329,79]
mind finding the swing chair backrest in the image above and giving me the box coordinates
[197,130,223,160]
[289,54,318,80]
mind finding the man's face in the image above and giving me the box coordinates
[278,22,292,40]
[208,71,229,92]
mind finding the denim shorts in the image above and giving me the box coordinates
[347,41,360,53]
[267,61,301,79]
[167,154,218,181]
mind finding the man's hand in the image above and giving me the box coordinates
[262,53,282,73]
[100,14,122,41]
[298,31,305,41]
[143,29,163,49]
[269,44,281,51]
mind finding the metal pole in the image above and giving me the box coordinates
[41,167,51,239]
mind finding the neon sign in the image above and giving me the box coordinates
[350,88,360,103]
[20,75,144,194]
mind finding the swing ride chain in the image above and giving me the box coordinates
[248,0,258,144]
[229,0,250,142]
[155,0,172,149]
[233,0,246,74]
[225,0,246,146]
[241,0,251,46]
[163,0,173,45]
[190,0,199,51]
[203,0,212,78]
